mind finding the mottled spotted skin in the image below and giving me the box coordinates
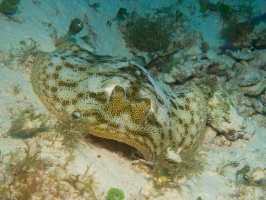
[31,42,207,161]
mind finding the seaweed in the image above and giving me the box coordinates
[199,0,218,16]
[64,164,97,199]
[229,165,266,198]
[12,83,21,95]
[55,114,88,153]
[149,147,205,190]
[0,141,98,199]
[220,20,254,45]
[153,4,184,21]
[217,2,230,16]
[217,1,257,50]
[198,75,220,100]
[129,188,152,200]
[5,108,49,139]
[42,18,84,47]
[2,38,40,66]
[17,38,39,64]
[236,165,250,185]
[217,161,239,176]
[0,141,51,199]
[123,13,177,52]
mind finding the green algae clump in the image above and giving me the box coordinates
[123,14,174,52]
[220,20,254,44]
[107,188,125,200]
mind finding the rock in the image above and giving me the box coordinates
[226,49,256,61]
[250,98,264,114]
[205,50,235,78]
[229,92,255,116]
[206,50,235,69]
[250,167,266,184]
[162,73,176,84]
[251,114,266,128]
[202,42,210,52]
[241,78,266,96]
[260,91,266,105]
[248,49,266,69]
[207,90,255,141]
[234,61,263,87]
[202,126,217,146]
[183,45,203,61]
[214,135,232,147]
[241,107,255,117]
[162,60,209,83]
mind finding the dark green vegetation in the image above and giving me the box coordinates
[121,3,184,53]
[217,1,256,49]
[199,0,218,14]
[123,14,175,52]
[220,20,254,45]
[199,0,234,18]
[199,0,254,19]
[0,0,20,15]
[199,0,258,49]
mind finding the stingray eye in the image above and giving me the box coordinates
[72,111,81,119]
[111,85,125,96]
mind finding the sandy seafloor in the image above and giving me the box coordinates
[0,0,266,199]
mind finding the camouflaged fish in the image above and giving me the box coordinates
[31,42,207,162]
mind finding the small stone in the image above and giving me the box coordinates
[207,90,255,140]
[235,62,262,87]
[241,107,255,117]
[252,114,266,128]
[253,100,264,113]
[250,167,265,184]
[202,126,217,145]
[184,45,203,61]
[206,50,235,69]
[248,49,266,69]
[202,42,210,52]
[226,49,256,61]
[260,92,266,105]
[163,60,209,83]
[241,78,266,96]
